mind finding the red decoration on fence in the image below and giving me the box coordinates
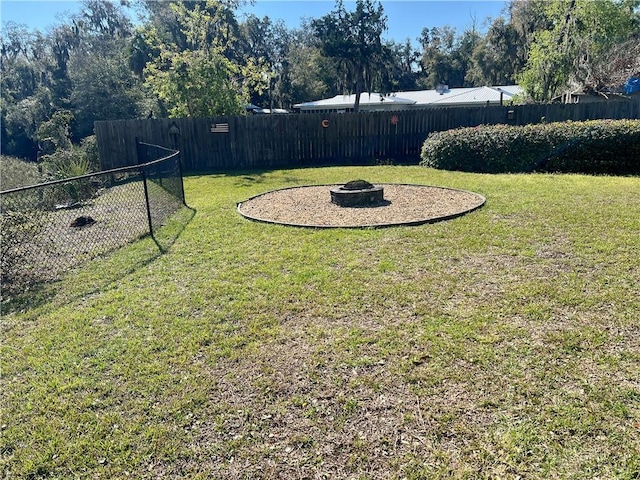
[390,115,399,125]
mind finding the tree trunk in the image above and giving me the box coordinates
[354,73,364,113]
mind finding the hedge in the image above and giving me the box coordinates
[420,119,640,174]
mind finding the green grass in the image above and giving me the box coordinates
[0,156,42,191]
[2,166,639,479]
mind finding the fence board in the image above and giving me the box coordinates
[96,99,640,173]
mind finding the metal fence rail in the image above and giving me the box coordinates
[1,142,186,296]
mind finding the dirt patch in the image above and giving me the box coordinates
[238,184,486,228]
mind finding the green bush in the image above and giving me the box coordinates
[39,136,101,205]
[420,119,640,174]
[79,135,100,172]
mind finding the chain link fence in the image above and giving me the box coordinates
[1,142,187,297]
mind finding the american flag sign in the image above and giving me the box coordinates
[210,123,230,133]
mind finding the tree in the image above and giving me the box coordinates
[456,26,482,85]
[589,36,640,91]
[518,0,640,101]
[1,0,143,158]
[0,23,50,158]
[145,48,245,117]
[133,0,267,117]
[136,0,245,61]
[312,0,387,112]
[66,0,145,137]
[239,15,294,108]
[141,1,250,116]
[36,109,74,158]
[72,0,133,38]
[1,88,52,159]
[419,26,458,88]
[507,0,552,64]
[466,17,523,86]
[379,39,421,92]
[69,40,145,137]
[286,24,340,104]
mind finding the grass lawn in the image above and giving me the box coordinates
[2,166,639,479]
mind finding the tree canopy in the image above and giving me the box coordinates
[139,1,249,117]
[1,0,638,162]
[311,0,388,112]
[518,0,640,101]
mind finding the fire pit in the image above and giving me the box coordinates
[330,180,385,207]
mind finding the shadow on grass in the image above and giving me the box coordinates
[183,166,370,189]
[1,206,196,316]
[184,164,424,187]
[184,169,274,188]
[152,206,197,253]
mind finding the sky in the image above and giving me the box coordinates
[1,0,508,45]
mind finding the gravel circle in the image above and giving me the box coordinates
[238,184,485,228]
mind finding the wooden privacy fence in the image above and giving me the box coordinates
[95,99,640,173]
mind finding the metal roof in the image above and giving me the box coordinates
[295,92,415,109]
[294,85,522,110]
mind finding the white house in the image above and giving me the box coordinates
[293,85,523,113]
